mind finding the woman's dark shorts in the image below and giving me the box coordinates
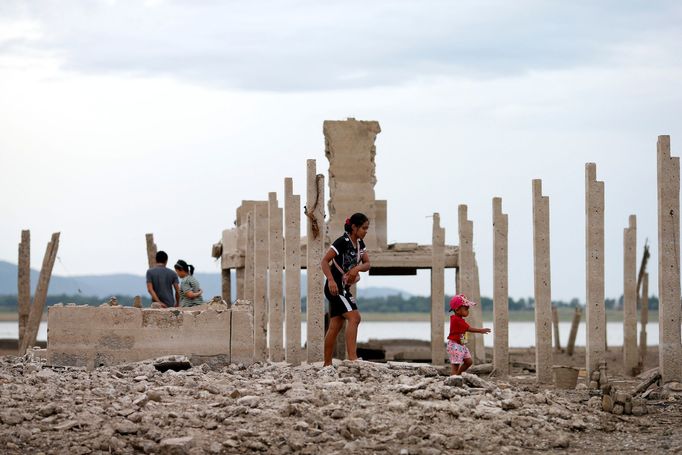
[324,281,358,318]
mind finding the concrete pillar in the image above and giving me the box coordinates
[585,163,606,383]
[18,230,30,346]
[20,232,60,354]
[268,193,285,362]
[471,257,485,363]
[253,202,269,362]
[431,213,445,366]
[552,307,561,352]
[623,215,638,376]
[458,205,482,363]
[492,198,509,377]
[566,307,582,357]
[306,159,325,363]
[220,228,239,303]
[284,178,302,365]
[145,233,157,268]
[639,273,649,367]
[656,135,682,383]
[244,212,255,303]
[375,200,388,250]
[231,301,255,365]
[221,269,231,303]
[532,179,552,383]
[236,217,248,301]
[323,119,381,248]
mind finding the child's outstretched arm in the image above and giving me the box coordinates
[467,327,491,334]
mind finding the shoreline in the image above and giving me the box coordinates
[0,309,659,323]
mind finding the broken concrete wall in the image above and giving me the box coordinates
[323,118,384,249]
[46,304,252,369]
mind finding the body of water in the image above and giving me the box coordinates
[0,320,659,348]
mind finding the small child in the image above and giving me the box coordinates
[447,294,491,376]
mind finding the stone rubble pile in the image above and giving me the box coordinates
[0,354,679,454]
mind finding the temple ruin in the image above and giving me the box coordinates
[17,120,680,389]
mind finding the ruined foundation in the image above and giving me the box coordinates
[46,303,254,369]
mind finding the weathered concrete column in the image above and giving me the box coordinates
[284,178,302,365]
[221,228,238,303]
[623,215,638,376]
[236,219,247,301]
[268,193,285,362]
[306,159,325,363]
[566,307,582,357]
[253,202,269,362]
[20,232,60,354]
[492,198,509,377]
[657,135,682,383]
[458,205,479,362]
[431,213,445,366]
[471,257,485,363]
[221,270,231,303]
[585,163,606,383]
[532,179,552,383]
[323,119,381,248]
[244,212,255,303]
[145,233,157,268]
[552,307,561,352]
[639,273,649,367]
[18,230,30,346]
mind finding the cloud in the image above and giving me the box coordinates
[1,0,681,91]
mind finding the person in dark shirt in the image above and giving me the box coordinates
[146,251,180,308]
[447,294,491,376]
[321,213,371,366]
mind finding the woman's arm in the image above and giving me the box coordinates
[185,278,203,299]
[345,251,371,282]
[320,249,338,295]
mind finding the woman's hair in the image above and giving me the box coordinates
[344,212,369,233]
[174,259,195,275]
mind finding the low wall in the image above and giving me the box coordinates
[47,302,253,369]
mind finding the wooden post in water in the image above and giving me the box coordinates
[552,306,561,352]
[20,232,60,354]
[18,230,31,347]
[566,307,582,356]
[145,233,157,268]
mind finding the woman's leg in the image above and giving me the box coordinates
[343,310,362,360]
[324,316,345,366]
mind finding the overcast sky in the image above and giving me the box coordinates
[2,0,682,300]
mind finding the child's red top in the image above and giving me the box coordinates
[448,314,470,344]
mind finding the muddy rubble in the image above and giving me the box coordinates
[1,354,681,454]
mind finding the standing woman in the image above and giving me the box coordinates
[174,260,204,307]
[321,212,371,366]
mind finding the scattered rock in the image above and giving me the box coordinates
[114,421,139,435]
[159,436,194,454]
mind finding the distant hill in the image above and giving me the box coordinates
[0,260,411,301]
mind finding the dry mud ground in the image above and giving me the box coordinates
[1,352,681,455]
